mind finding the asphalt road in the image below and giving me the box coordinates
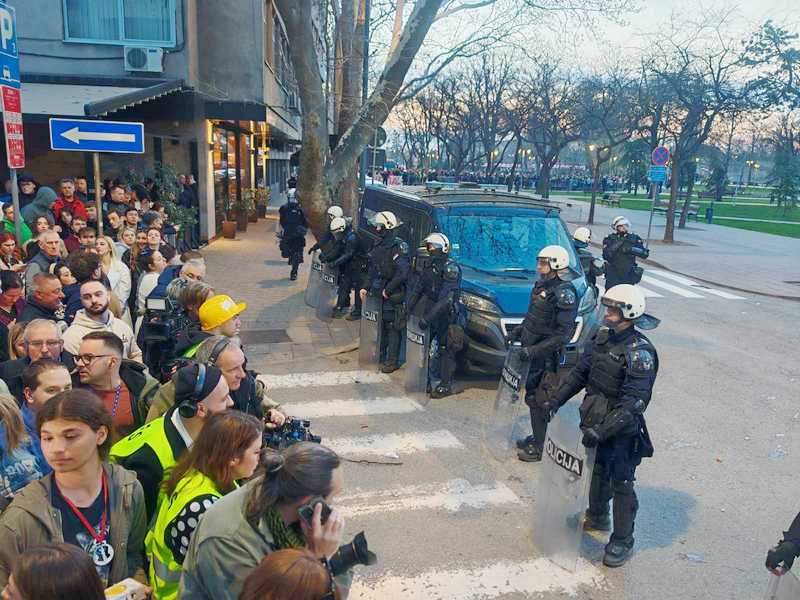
[258,271,799,600]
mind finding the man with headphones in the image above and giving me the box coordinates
[145,336,285,430]
[110,362,233,520]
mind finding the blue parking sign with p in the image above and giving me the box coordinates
[0,2,19,89]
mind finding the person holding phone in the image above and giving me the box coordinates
[179,442,347,600]
[146,411,262,600]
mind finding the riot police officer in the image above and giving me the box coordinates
[509,245,578,462]
[602,216,649,288]
[278,192,308,280]
[326,216,364,319]
[308,206,345,256]
[551,284,659,567]
[360,211,410,373]
[573,226,602,298]
[766,511,800,575]
[407,233,467,399]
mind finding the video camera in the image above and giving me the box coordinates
[263,418,322,450]
[141,296,193,382]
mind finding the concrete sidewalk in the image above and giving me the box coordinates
[202,218,360,371]
[558,199,800,300]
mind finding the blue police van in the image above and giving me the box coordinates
[358,184,599,373]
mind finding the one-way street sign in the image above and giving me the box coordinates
[49,118,145,154]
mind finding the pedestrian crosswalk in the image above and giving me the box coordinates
[259,368,607,599]
[597,269,746,301]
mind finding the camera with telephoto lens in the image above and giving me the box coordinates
[263,418,321,450]
[328,531,378,576]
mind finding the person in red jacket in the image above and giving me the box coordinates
[52,178,89,222]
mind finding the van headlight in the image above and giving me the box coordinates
[578,286,597,314]
[460,292,501,315]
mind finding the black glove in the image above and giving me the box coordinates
[508,326,522,343]
[767,541,799,572]
[581,428,601,448]
[519,346,532,361]
[418,319,429,330]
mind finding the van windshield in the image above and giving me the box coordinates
[438,205,579,274]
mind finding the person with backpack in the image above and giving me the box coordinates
[278,193,307,281]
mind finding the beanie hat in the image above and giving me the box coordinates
[173,363,224,407]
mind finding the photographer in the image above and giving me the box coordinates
[147,336,284,426]
[147,411,262,600]
[602,216,649,288]
[180,443,348,600]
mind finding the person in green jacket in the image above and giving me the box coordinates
[146,410,262,600]
[1,203,32,244]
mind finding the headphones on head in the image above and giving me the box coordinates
[178,363,207,419]
[204,338,230,367]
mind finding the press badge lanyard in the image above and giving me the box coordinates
[58,471,114,567]
[110,384,122,419]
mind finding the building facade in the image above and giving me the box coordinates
[6,0,308,240]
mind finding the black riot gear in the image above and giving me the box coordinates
[602,231,649,288]
[551,322,659,567]
[278,199,308,280]
[510,274,578,462]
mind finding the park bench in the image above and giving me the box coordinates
[653,199,700,221]
[601,193,621,207]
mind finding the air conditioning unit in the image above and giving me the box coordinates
[124,46,164,73]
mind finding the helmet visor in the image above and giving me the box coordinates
[600,296,630,312]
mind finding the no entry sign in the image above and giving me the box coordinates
[651,146,670,166]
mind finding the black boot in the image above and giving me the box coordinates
[584,511,612,532]
[380,361,400,374]
[517,443,542,462]
[290,268,298,281]
[586,463,613,532]
[603,538,634,567]
[430,383,454,399]
[603,479,638,567]
[516,434,536,450]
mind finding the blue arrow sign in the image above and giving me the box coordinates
[49,118,145,154]
[0,2,20,90]
[649,165,667,183]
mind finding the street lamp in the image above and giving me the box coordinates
[746,159,757,186]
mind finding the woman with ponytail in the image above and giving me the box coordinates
[180,442,347,600]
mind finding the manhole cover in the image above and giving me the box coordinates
[240,329,291,344]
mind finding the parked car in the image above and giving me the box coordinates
[359,184,600,374]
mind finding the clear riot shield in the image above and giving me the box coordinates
[532,399,596,573]
[765,570,800,600]
[404,315,430,403]
[316,263,339,321]
[304,252,324,308]
[483,346,531,462]
[358,294,382,368]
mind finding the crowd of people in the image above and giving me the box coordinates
[0,173,350,600]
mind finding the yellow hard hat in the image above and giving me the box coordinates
[199,294,247,331]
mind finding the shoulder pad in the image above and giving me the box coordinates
[395,240,410,256]
[443,261,461,282]
[626,347,656,375]
[555,283,577,308]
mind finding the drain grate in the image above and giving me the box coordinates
[240,329,291,344]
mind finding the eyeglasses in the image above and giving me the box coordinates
[25,339,63,349]
[74,353,112,365]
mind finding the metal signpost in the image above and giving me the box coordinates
[646,146,670,246]
[49,118,145,236]
[0,1,24,243]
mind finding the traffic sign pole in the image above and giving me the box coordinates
[10,168,20,244]
[646,181,656,247]
[93,152,104,237]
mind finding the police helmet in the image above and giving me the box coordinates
[424,232,450,256]
[327,206,344,220]
[330,217,347,235]
[612,216,631,229]
[374,211,398,231]
[573,227,591,244]
[537,245,570,271]
[602,284,645,320]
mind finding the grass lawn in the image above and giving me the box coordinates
[560,194,800,238]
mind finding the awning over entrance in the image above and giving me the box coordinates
[21,80,184,117]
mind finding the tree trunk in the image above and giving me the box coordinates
[536,159,553,198]
[663,158,680,243]
[678,165,696,228]
[336,0,363,215]
[588,162,600,225]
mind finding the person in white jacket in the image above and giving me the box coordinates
[97,235,133,326]
[62,280,143,362]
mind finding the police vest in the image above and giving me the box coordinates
[523,281,560,336]
[587,332,657,401]
[145,471,223,600]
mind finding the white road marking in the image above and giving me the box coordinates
[599,283,663,298]
[641,275,705,298]
[327,430,463,457]
[350,558,604,599]
[647,269,746,299]
[337,478,521,517]
[257,370,390,389]
[281,396,424,418]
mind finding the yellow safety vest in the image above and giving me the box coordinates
[145,471,222,600]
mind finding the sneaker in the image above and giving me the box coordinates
[517,444,542,462]
[516,435,536,450]
[380,362,400,374]
[603,539,634,567]
[584,512,612,532]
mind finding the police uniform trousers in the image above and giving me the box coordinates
[381,300,404,365]
[588,434,640,544]
[524,357,558,452]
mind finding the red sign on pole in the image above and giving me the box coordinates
[1,85,24,169]
[651,146,670,166]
